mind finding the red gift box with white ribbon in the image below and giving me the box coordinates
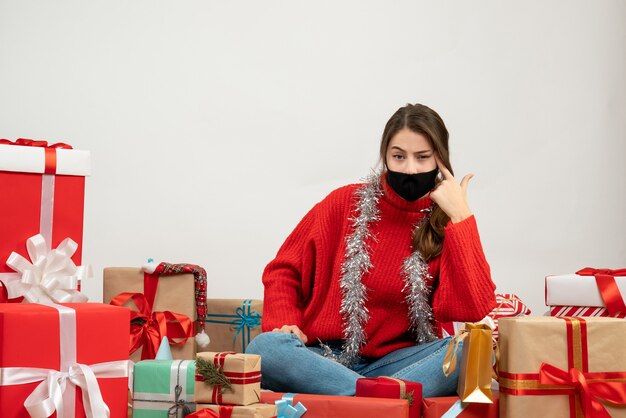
[0,139,90,296]
[0,303,130,418]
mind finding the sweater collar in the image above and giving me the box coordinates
[380,171,434,213]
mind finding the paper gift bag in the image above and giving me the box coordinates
[132,359,196,418]
[356,376,422,418]
[260,392,409,418]
[194,352,261,406]
[194,403,276,418]
[201,299,263,353]
[0,303,130,418]
[104,266,197,361]
[498,316,626,417]
[444,323,494,404]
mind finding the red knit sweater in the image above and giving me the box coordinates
[262,177,497,359]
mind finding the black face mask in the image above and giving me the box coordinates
[387,167,439,202]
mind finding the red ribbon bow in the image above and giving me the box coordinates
[110,292,193,360]
[539,363,626,418]
[0,138,73,149]
[576,268,626,315]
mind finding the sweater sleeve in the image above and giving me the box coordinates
[432,215,497,322]
[261,203,319,332]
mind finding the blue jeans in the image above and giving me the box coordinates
[245,332,461,398]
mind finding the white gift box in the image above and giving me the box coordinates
[545,273,626,307]
[0,143,91,175]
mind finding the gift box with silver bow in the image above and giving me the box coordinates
[132,359,196,418]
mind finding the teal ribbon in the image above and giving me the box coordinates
[204,299,261,352]
[275,393,307,418]
[441,400,466,418]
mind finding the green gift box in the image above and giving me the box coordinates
[132,360,196,418]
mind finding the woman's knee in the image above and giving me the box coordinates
[246,331,303,357]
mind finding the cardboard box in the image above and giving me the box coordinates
[498,316,626,417]
[195,352,261,406]
[104,267,196,361]
[201,299,262,353]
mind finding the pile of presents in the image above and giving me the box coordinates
[1,138,625,418]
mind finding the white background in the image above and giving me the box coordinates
[1,1,624,316]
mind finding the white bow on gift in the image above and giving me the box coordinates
[4,234,90,303]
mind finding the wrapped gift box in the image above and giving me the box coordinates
[422,394,499,418]
[356,377,421,418]
[545,269,626,313]
[0,139,90,282]
[103,266,196,361]
[498,316,626,417]
[201,299,262,353]
[195,403,275,418]
[442,294,531,341]
[260,392,409,418]
[132,359,196,418]
[549,305,626,318]
[0,303,130,418]
[195,352,261,405]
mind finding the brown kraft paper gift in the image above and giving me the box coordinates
[498,316,626,418]
[200,299,262,353]
[103,267,196,361]
[195,351,261,406]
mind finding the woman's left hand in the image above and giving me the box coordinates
[429,157,474,223]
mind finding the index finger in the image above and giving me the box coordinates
[435,155,454,180]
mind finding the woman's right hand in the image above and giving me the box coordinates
[272,325,308,344]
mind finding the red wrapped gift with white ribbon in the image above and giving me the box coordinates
[0,139,90,299]
[0,303,131,418]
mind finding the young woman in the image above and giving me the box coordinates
[246,103,496,397]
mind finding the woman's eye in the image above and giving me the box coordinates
[392,154,405,160]
[417,155,431,160]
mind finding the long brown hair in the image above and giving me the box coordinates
[379,103,451,261]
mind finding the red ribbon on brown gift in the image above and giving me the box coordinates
[499,317,626,418]
[110,291,193,360]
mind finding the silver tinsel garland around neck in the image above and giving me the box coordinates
[324,171,437,367]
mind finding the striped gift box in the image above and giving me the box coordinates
[442,294,531,340]
[132,359,196,418]
[549,305,626,318]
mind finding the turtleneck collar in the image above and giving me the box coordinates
[380,171,433,213]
